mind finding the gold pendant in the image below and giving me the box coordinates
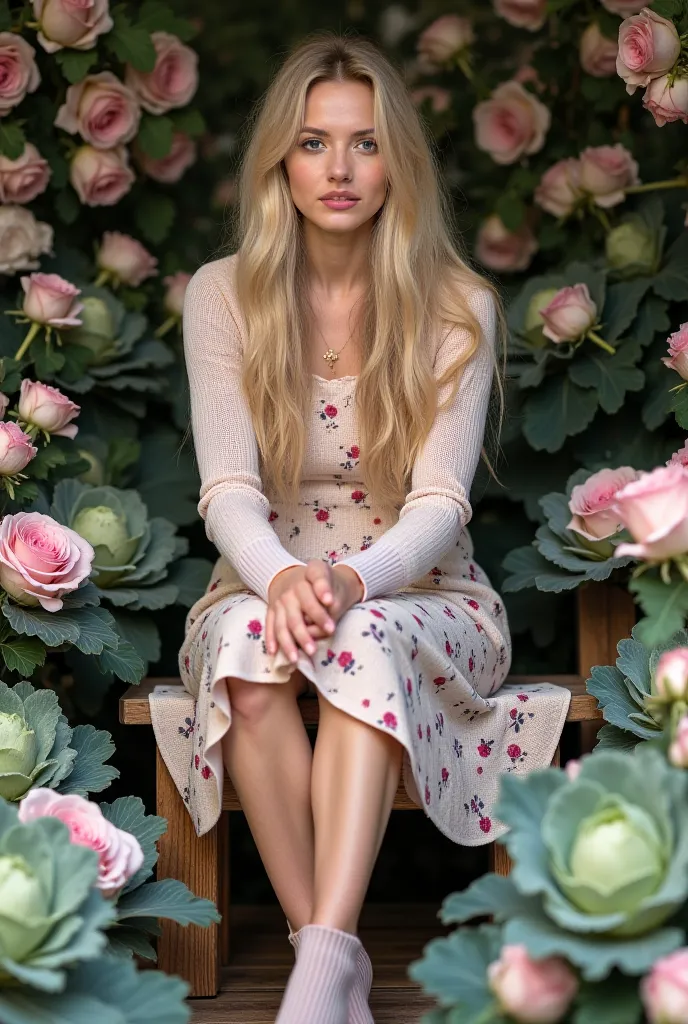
[323,348,338,369]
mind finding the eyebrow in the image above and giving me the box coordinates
[300,126,375,138]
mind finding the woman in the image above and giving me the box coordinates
[176,30,536,1024]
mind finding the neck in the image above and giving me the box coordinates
[302,219,372,297]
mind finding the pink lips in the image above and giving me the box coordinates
[320,197,359,210]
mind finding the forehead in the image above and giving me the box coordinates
[303,80,374,126]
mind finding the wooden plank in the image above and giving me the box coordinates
[120,673,601,726]
[577,582,636,752]
[155,749,220,997]
[189,903,446,1023]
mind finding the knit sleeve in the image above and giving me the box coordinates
[182,260,306,603]
[334,286,497,603]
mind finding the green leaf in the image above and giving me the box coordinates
[441,874,534,924]
[0,1,11,32]
[0,634,46,676]
[114,879,220,927]
[671,385,688,430]
[569,344,644,415]
[502,545,590,593]
[602,280,652,343]
[0,122,25,160]
[55,188,81,226]
[57,724,119,796]
[522,377,599,452]
[586,665,660,739]
[137,0,197,41]
[107,19,157,71]
[29,444,68,481]
[408,924,502,1011]
[495,193,526,232]
[630,576,688,648]
[594,724,642,753]
[100,796,167,892]
[54,49,98,84]
[96,641,145,684]
[136,115,174,160]
[651,0,684,18]
[134,194,176,245]
[573,975,643,1024]
[2,602,80,647]
[171,108,206,137]
[653,231,688,301]
[33,343,65,379]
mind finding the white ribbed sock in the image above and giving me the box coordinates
[277,923,359,1024]
[288,922,374,1024]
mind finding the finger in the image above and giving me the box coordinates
[281,590,318,658]
[297,580,335,634]
[265,606,275,655]
[274,601,300,663]
[305,559,334,605]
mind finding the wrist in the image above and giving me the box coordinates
[332,564,365,603]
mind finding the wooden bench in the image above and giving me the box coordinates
[119,581,636,997]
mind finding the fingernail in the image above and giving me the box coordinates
[290,651,298,663]
[323,591,332,602]
[306,642,315,654]
[326,620,335,631]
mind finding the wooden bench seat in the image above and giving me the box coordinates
[120,672,600,996]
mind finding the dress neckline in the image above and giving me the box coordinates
[311,373,358,384]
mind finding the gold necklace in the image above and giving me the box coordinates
[312,295,360,373]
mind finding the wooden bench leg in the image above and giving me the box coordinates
[155,748,220,996]
[218,810,231,966]
[488,744,561,878]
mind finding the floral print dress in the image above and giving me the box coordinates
[149,376,571,845]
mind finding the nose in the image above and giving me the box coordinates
[326,144,353,182]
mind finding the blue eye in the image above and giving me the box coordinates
[301,139,323,150]
[359,139,378,152]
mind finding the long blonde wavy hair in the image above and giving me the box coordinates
[222,31,507,510]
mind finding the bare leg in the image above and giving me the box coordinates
[220,672,315,930]
[310,694,403,933]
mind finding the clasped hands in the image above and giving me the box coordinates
[265,560,364,664]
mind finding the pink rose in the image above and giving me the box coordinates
[96,232,158,287]
[21,273,83,328]
[567,466,640,540]
[0,510,94,611]
[662,322,688,381]
[540,284,597,343]
[124,31,199,115]
[135,130,197,183]
[416,15,474,67]
[614,464,688,561]
[513,65,546,92]
[564,759,582,780]
[0,143,51,204]
[163,271,192,317]
[0,206,53,276]
[601,0,646,14]
[70,144,135,207]
[617,9,680,95]
[54,71,141,149]
[0,33,40,115]
[18,789,143,897]
[580,22,619,77]
[578,144,640,207]
[487,944,578,1023]
[668,441,688,468]
[18,379,80,439]
[654,648,688,702]
[641,948,688,1024]
[32,0,113,54]
[475,214,538,272]
[643,73,688,127]
[493,0,548,31]
[534,158,583,217]
[0,422,37,476]
[669,715,688,767]
[409,86,452,113]
[473,80,551,165]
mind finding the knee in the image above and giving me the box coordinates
[226,677,276,725]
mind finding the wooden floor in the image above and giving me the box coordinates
[189,903,449,1023]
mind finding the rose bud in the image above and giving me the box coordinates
[69,144,135,207]
[32,0,113,54]
[641,948,688,1024]
[662,323,688,382]
[17,379,80,439]
[0,422,37,476]
[95,232,158,288]
[614,465,688,562]
[487,944,578,1023]
[567,466,640,540]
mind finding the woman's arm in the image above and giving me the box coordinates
[334,285,498,603]
[183,260,307,603]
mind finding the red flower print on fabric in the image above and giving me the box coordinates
[417,724,423,740]
[507,744,528,769]
[315,509,329,522]
[247,619,262,639]
[362,698,370,708]
[477,739,494,758]
[465,793,491,834]
[373,517,381,525]
[509,708,535,733]
[351,490,366,504]
[194,754,200,769]
[433,676,447,692]
[201,765,212,780]
[338,651,353,668]
[268,510,278,522]
[370,608,385,619]
[324,404,337,417]
[379,711,397,730]
[517,693,529,702]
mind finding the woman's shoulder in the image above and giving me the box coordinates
[188,251,239,295]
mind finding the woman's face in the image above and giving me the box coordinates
[283,79,387,234]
